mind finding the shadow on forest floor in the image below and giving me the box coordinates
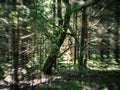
[41,70,120,90]
[34,60,120,90]
[0,60,120,90]
[31,68,120,90]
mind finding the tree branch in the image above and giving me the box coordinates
[85,0,101,8]
[71,0,101,13]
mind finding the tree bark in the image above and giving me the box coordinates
[57,0,63,26]
[73,12,79,65]
[114,1,120,63]
[79,0,88,67]
[12,0,19,89]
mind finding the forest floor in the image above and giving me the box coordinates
[0,59,120,90]
[34,60,120,90]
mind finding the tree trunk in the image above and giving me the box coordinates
[57,0,63,26]
[79,0,88,67]
[73,12,78,65]
[43,0,71,74]
[114,1,120,63]
[12,0,19,89]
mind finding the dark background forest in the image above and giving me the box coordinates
[0,0,120,90]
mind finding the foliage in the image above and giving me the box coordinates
[0,0,120,89]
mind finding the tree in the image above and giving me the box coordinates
[79,0,88,67]
[12,0,20,89]
[43,0,71,74]
[73,11,79,65]
[113,0,120,63]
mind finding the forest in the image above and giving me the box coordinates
[0,0,120,90]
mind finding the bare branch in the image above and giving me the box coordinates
[20,33,34,40]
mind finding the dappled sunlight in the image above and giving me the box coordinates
[88,60,120,71]
[0,0,120,89]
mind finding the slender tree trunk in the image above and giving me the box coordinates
[114,2,120,63]
[73,12,78,65]
[54,0,63,68]
[12,0,20,89]
[53,0,57,68]
[43,0,71,74]
[57,0,63,26]
[79,0,88,67]
[53,0,56,26]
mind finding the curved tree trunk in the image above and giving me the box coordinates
[43,0,71,74]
